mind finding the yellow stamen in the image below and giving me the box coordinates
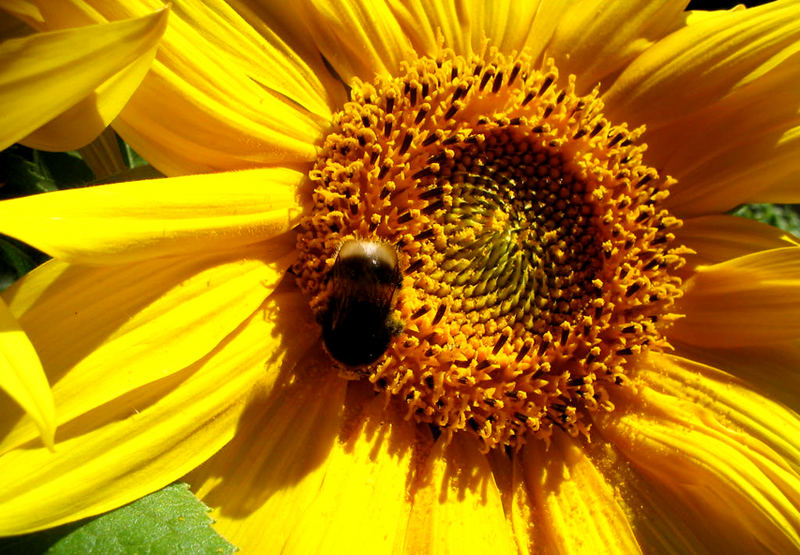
[295,47,687,451]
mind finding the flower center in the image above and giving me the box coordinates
[294,48,686,451]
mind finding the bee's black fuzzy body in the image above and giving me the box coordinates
[320,240,403,367]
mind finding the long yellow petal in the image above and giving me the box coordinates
[0,286,298,535]
[387,1,550,62]
[579,438,709,552]
[603,1,800,130]
[280,388,419,553]
[547,0,688,94]
[190,377,420,553]
[666,122,800,217]
[0,8,168,151]
[298,0,414,84]
[8,0,332,175]
[755,171,800,204]
[404,434,517,554]
[672,339,800,415]
[221,0,346,102]
[521,433,642,554]
[386,1,581,71]
[169,0,343,119]
[0,240,293,454]
[385,0,465,58]
[677,214,800,270]
[186,349,347,553]
[0,0,42,23]
[0,297,54,449]
[671,247,800,347]
[0,168,302,265]
[645,49,800,216]
[21,42,157,151]
[485,449,536,554]
[646,353,800,472]
[596,354,800,552]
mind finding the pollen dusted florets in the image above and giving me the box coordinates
[294,47,687,451]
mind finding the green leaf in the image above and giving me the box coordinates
[0,483,236,555]
[733,203,800,238]
[34,150,95,189]
[0,145,59,198]
[0,145,95,199]
[0,237,47,290]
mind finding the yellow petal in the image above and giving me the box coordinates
[191,378,419,552]
[485,449,537,554]
[0,2,38,37]
[386,1,581,69]
[603,1,800,130]
[645,353,800,473]
[0,0,43,23]
[671,123,800,217]
[755,171,800,204]
[0,8,168,151]
[0,297,54,449]
[388,1,543,61]
[0,167,303,265]
[281,387,419,553]
[473,1,547,56]
[171,0,343,119]
[113,0,333,174]
[0,286,299,535]
[580,437,708,552]
[547,0,688,94]
[186,350,346,553]
[404,434,517,554]
[0,240,294,454]
[596,354,800,552]
[299,0,414,83]
[21,40,158,151]
[521,432,641,554]
[518,0,581,64]
[13,0,331,175]
[671,247,800,347]
[678,214,800,270]
[645,49,800,216]
[672,339,800,416]
[385,0,467,58]
[225,0,346,101]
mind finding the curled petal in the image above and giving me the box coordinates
[0,286,304,535]
[0,241,293,454]
[0,8,167,151]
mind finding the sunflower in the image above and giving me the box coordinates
[2,0,800,551]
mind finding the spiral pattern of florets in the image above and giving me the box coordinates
[295,48,686,450]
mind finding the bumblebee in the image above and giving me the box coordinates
[320,239,403,367]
